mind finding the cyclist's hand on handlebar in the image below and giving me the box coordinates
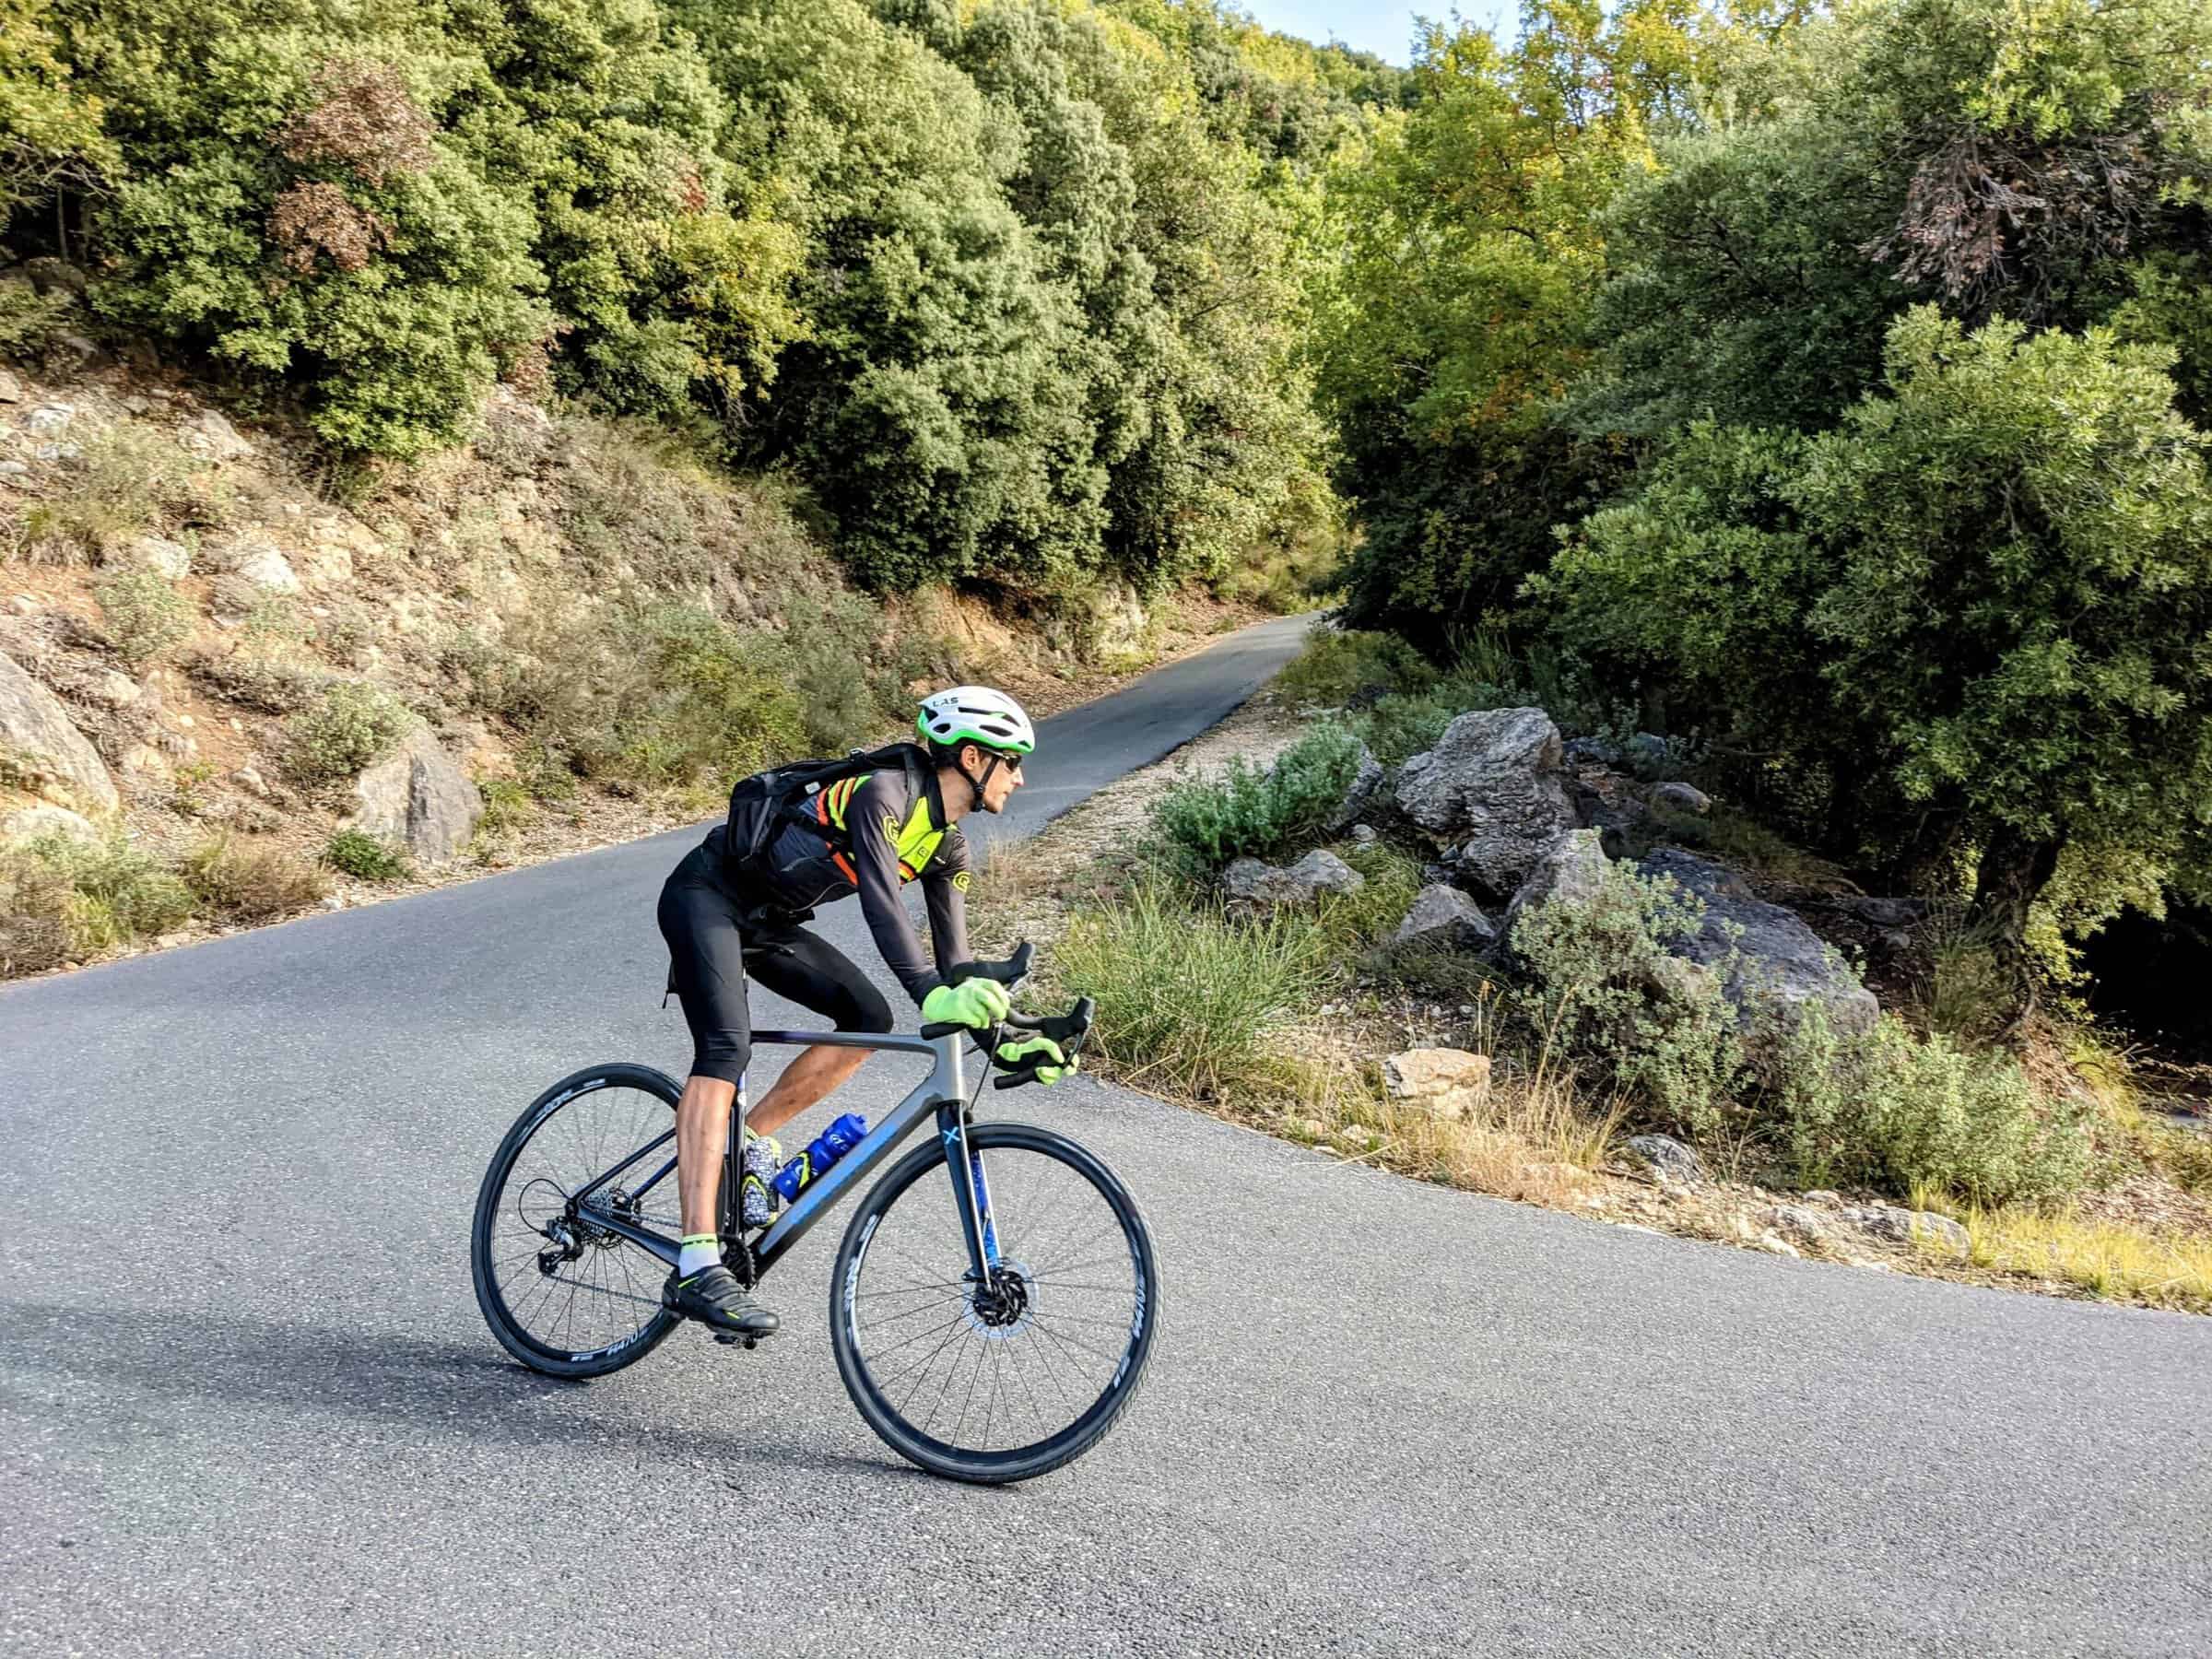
[994,1034,1077,1086]
[922,978,1012,1030]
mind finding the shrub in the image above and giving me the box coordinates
[181,834,328,919]
[0,277,81,361]
[22,832,195,951]
[1507,863,1750,1138]
[1053,881,1334,1101]
[0,842,75,975]
[285,682,408,782]
[1764,1005,2093,1205]
[1151,724,1366,873]
[1272,627,1436,707]
[93,570,194,666]
[324,828,408,880]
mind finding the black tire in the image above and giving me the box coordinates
[829,1121,1161,1484]
[471,1063,686,1379]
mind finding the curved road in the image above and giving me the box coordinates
[3,613,2206,1655]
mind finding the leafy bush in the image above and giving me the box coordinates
[93,571,194,666]
[20,832,195,951]
[1053,882,1333,1101]
[323,828,408,881]
[1765,1006,2093,1205]
[0,277,81,360]
[0,841,75,975]
[1272,628,1436,708]
[1507,863,1749,1137]
[1151,724,1367,873]
[181,834,327,919]
[284,681,409,782]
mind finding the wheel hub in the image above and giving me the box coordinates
[964,1262,1034,1339]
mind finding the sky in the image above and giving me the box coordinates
[1235,3,1513,65]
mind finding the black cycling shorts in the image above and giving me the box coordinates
[657,843,892,1087]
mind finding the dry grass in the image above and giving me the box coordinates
[180,834,329,920]
[1921,1194,2212,1312]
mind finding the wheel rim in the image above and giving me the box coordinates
[841,1138,1149,1465]
[480,1077,678,1362]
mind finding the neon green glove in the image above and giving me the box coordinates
[922,978,1012,1030]
[994,1035,1076,1085]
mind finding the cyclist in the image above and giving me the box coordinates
[657,686,1076,1339]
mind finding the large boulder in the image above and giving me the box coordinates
[1222,849,1364,912]
[1500,829,1612,947]
[0,649,118,815]
[1621,1134,1707,1187]
[1639,848,1879,1042]
[350,725,480,864]
[1390,884,1496,952]
[1395,708,1577,896]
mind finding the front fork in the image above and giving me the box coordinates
[939,1101,1000,1286]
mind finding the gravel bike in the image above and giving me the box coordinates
[468,945,1161,1484]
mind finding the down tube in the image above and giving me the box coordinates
[745,1081,944,1277]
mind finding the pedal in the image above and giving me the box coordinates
[712,1334,759,1350]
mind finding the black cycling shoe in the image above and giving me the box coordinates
[663,1264,780,1340]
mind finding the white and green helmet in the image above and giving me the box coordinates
[917,686,1036,758]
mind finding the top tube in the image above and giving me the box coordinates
[749,1029,943,1058]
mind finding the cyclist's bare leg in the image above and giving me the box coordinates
[676,1073,738,1240]
[675,1044,870,1236]
[750,1042,869,1135]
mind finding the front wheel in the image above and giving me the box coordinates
[830,1122,1162,1484]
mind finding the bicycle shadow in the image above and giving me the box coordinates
[2,1298,900,1485]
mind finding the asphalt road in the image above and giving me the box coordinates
[4,611,2208,1656]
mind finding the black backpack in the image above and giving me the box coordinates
[720,740,928,878]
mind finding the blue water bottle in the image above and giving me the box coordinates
[771,1112,868,1203]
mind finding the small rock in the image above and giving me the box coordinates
[1849,1206,1971,1258]
[1751,1231,1801,1258]
[1348,823,1378,846]
[0,461,29,480]
[222,540,303,595]
[177,409,254,463]
[1621,1134,1706,1187]
[1302,1118,1326,1139]
[6,594,36,617]
[1653,781,1712,816]
[1803,1190,1841,1205]
[1760,1203,1832,1246]
[85,671,141,710]
[0,369,21,403]
[321,896,345,911]
[1390,884,1496,953]
[1,805,99,845]
[1382,1047,1491,1123]
[24,404,73,439]
[34,442,79,464]
[234,766,269,798]
[229,717,242,733]
[123,395,150,416]
[115,743,171,784]
[20,257,88,297]
[1562,735,1623,767]
[173,713,194,730]
[126,536,193,580]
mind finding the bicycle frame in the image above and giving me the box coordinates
[563,1027,1002,1288]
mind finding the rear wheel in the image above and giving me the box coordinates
[829,1122,1161,1484]
[471,1064,685,1379]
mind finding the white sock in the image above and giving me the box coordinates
[678,1236,719,1276]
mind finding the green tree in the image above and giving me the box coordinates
[1547,308,2212,1023]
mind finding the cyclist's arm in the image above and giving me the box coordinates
[922,830,973,980]
[846,772,946,1006]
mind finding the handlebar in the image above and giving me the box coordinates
[915,942,1094,1090]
